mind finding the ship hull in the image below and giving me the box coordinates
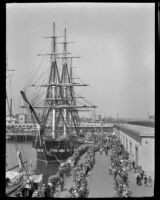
[37,150,74,162]
[36,139,75,163]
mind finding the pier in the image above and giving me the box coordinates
[7,132,154,198]
[71,123,113,133]
[53,143,154,198]
[53,131,154,198]
[87,151,114,197]
[6,122,113,142]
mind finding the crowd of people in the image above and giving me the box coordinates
[14,144,91,198]
[105,135,132,197]
[67,147,95,198]
[43,144,91,198]
[135,168,153,187]
[96,134,153,197]
[15,178,42,197]
[68,144,90,166]
[14,133,153,198]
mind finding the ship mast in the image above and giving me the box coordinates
[51,22,56,139]
[6,56,15,117]
[21,22,97,142]
[61,27,77,138]
[63,27,67,137]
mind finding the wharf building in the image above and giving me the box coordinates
[114,124,154,179]
[6,113,113,142]
[6,114,39,142]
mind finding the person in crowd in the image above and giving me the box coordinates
[132,161,135,170]
[48,181,54,197]
[122,188,128,197]
[128,160,132,170]
[44,183,51,197]
[139,165,142,172]
[148,176,152,187]
[32,181,38,191]
[114,169,118,179]
[69,187,75,198]
[122,166,126,172]
[25,182,31,197]
[32,190,38,197]
[123,173,128,183]
[116,173,121,184]
[100,148,102,155]
[139,175,142,186]
[136,174,140,186]
[118,184,123,197]
[121,170,124,177]
[59,174,64,192]
[53,182,56,197]
[42,184,46,197]
[109,165,112,174]
[105,148,108,156]
[85,164,90,175]
[20,187,25,197]
[144,175,148,186]
[82,165,86,175]
[134,166,137,173]
[140,170,144,181]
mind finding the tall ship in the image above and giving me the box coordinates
[20,22,96,162]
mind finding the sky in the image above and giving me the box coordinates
[6,3,155,119]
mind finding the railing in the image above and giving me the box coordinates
[6,132,36,136]
[71,123,113,128]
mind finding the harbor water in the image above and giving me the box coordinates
[6,142,60,183]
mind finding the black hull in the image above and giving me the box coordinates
[36,139,75,162]
[37,150,74,162]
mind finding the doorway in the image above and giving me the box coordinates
[130,142,132,155]
[135,146,139,167]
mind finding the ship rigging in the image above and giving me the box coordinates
[20,22,96,162]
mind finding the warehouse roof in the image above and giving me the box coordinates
[115,124,154,138]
